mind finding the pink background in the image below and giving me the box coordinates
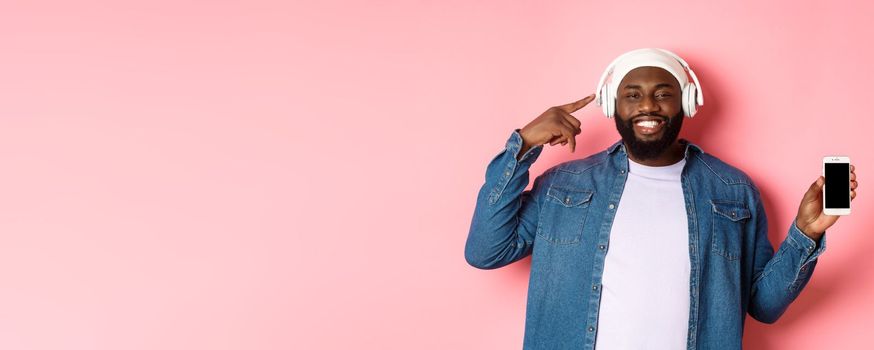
[1,1,871,349]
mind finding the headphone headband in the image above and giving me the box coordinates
[595,48,704,117]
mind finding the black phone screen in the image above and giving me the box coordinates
[824,163,850,209]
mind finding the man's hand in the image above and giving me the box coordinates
[517,93,596,159]
[795,164,858,241]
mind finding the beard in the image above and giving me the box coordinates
[614,109,684,161]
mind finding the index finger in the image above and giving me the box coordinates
[557,93,596,114]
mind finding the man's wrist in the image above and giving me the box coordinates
[513,128,533,161]
[517,143,530,157]
[795,218,824,242]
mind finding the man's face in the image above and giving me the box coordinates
[613,66,685,160]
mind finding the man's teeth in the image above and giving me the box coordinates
[636,120,660,128]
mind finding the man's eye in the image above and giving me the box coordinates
[626,94,639,99]
[657,94,671,99]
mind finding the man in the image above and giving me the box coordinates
[464,48,859,349]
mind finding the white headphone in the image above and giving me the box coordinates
[595,48,704,118]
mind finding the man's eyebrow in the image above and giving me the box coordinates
[623,83,676,90]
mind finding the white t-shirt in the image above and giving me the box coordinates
[594,157,691,350]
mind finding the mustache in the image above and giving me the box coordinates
[630,114,669,123]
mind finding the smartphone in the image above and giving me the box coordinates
[823,156,851,215]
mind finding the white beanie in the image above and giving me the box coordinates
[607,48,689,97]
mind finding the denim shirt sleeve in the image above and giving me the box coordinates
[747,191,827,323]
[464,129,546,269]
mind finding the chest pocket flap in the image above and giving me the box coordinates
[547,186,593,207]
[711,201,751,221]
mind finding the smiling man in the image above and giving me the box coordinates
[464,48,859,349]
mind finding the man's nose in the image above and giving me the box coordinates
[638,94,660,114]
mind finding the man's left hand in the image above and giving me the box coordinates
[795,164,858,241]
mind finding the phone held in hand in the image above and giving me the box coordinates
[823,156,851,216]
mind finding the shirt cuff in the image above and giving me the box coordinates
[787,220,827,265]
[508,128,543,164]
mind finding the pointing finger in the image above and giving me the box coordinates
[556,93,596,114]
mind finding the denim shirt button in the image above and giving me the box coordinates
[565,197,571,205]
[620,170,625,174]
[599,245,606,250]
[588,326,595,332]
[608,204,615,210]
[592,284,598,291]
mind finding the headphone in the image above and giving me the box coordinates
[594,48,704,118]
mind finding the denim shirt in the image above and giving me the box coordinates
[465,129,827,350]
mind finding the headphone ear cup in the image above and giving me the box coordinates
[601,83,612,118]
[685,83,698,117]
[681,84,691,117]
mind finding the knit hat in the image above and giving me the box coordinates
[596,48,704,118]
[608,48,689,98]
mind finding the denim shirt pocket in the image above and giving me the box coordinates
[710,200,751,261]
[536,185,594,245]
